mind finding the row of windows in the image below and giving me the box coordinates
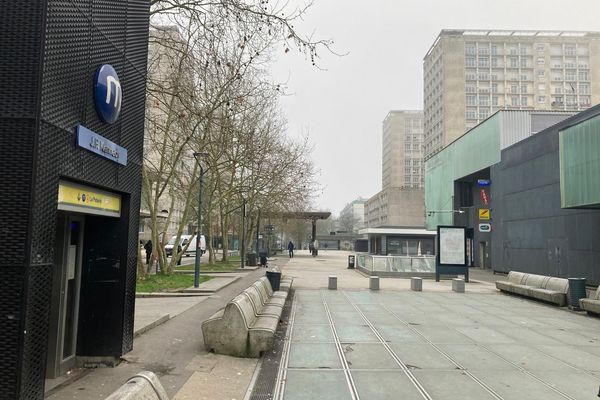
[466,43,585,57]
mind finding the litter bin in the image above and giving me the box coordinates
[266,268,282,291]
[246,252,257,267]
[568,277,587,310]
[259,251,268,267]
[348,254,355,269]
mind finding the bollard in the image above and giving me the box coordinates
[411,277,423,292]
[452,278,465,293]
[328,276,337,290]
[369,276,380,290]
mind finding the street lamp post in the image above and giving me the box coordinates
[193,152,208,288]
[240,198,246,269]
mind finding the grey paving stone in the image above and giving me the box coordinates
[437,344,517,371]
[412,325,474,344]
[294,312,330,324]
[411,370,497,400]
[341,343,400,370]
[352,370,425,400]
[287,343,341,369]
[327,302,357,312]
[455,326,517,344]
[291,324,334,343]
[535,345,600,371]
[485,344,579,372]
[388,343,458,370]
[470,369,572,400]
[530,370,600,399]
[330,311,364,325]
[283,370,352,400]
[335,324,380,343]
[372,325,426,343]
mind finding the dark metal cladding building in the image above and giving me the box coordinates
[0,1,149,398]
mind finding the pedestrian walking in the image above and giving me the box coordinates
[144,239,153,265]
[287,241,295,258]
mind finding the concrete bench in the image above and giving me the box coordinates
[495,271,568,306]
[105,371,169,400]
[580,286,600,315]
[202,276,292,357]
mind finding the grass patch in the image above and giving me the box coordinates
[136,274,212,293]
[175,255,242,272]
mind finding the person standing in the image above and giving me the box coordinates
[144,240,153,265]
[287,241,294,258]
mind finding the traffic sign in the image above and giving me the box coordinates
[479,208,490,220]
[479,223,491,232]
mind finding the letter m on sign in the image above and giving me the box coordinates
[105,75,122,110]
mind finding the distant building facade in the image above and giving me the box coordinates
[339,197,367,233]
[366,111,425,228]
[423,29,600,160]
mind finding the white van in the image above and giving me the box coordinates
[164,234,206,257]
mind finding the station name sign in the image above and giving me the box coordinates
[76,125,127,165]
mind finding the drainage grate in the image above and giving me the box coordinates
[249,289,294,400]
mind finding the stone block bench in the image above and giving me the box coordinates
[202,275,293,357]
[580,286,600,315]
[495,271,568,306]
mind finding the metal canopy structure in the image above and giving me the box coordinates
[264,211,331,251]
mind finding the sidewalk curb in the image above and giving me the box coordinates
[181,276,241,293]
[134,314,170,338]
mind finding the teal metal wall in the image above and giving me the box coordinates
[560,114,600,208]
[425,115,501,230]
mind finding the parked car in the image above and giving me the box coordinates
[164,234,206,257]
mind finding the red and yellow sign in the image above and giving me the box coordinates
[479,208,490,220]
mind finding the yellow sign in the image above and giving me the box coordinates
[58,181,121,217]
[479,208,490,220]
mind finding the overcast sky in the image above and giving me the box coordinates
[270,0,600,216]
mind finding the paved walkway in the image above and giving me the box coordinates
[273,251,600,400]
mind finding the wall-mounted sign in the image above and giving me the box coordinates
[479,223,491,232]
[477,179,491,187]
[76,125,127,165]
[479,208,490,220]
[57,180,121,217]
[95,64,122,124]
[480,188,489,205]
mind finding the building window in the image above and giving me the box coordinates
[554,87,563,94]
[554,96,563,104]
[579,83,590,94]
[510,58,518,68]
[580,96,590,106]
[537,57,545,65]
[466,95,476,105]
[459,182,473,207]
[566,72,576,82]
[466,57,476,67]
[579,71,590,81]
[521,85,528,93]
[491,57,498,67]
[521,97,528,106]
[520,58,527,68]
[538,96,546,103]
[491,44,498,55]
[511,97,519,106]
[478,57,489,68]
[466,109,477,119]
[565,46,576,56]
[492,96,499,106]
[479,96,489,106]
[511,85,518,94]
[491,83,498,93]
[465,44,476,55]
[479,110,489,119]
[537,69,545,76]
[478,73,489,80]
[466,85,476,93]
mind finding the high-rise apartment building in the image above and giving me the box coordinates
[423,29,600,159]
[382,110,424,189]
[365,110,425,228]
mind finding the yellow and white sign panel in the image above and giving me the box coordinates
[479,208,490,220]
[58,180,121,217]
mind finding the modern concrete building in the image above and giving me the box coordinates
[382,110,425,189]
[366,188,424,228]
[423,29,600,160]
[339,197,367,233]
[423,109,600,279]
[366,111,425,228]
